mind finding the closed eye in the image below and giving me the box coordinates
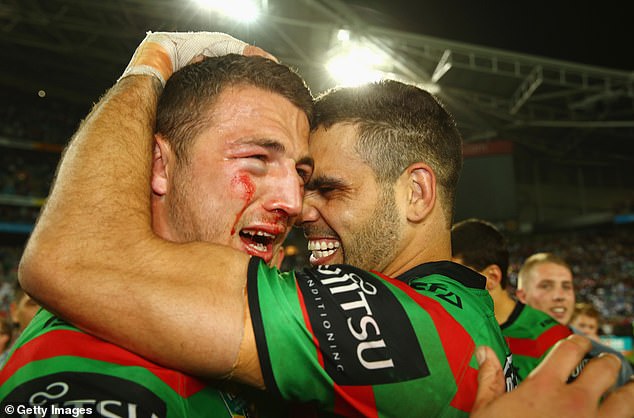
[306,176,348,197]
[248,154,267,161]
[297,168,311,185]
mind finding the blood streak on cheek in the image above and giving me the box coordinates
[230,173,256,236]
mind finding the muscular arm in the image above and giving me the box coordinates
[18,74,261,386]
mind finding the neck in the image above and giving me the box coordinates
[491,288,517,325]
[381,222,452,277]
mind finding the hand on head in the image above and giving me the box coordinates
[120,31,277,86]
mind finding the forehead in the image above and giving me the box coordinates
[309,123,370,176]
[206,84,310,155]
[531,262,573,284]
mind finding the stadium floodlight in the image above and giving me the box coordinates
[193,0,260,23]
[326,44,387,87]
[337,29,351,42]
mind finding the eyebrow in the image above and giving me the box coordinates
[240,137,287,153]
[240,138,314,169]
[306,175,347,191]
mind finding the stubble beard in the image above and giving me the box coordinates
[344,185,402,272]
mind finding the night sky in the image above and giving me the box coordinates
[340,0,632,71]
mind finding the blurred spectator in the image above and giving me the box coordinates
[516,251,633,384]
[9,281,40,335]
[570,302,602,342]
[0,317,11,354]
[0,87,85,145]
[516,252,575,325]
[0,281,40,366]
[508,226,634,327]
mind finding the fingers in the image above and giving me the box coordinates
[472,346,505,411]
[120,31,257,86]
[573,352,622,398]
[597,378,634,418]
[243,45,278,62]
[528,334,592,383]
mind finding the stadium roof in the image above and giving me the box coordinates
[1,0,632,167]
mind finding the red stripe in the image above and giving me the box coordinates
[0,329,206,397]
[451,366,478,411]
[333,383,378,418]
[372,271,477,412]
[506,325,573,358]
[295,284,325,368]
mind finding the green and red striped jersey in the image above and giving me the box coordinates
[500,302,573,382]
[0,309,286,418]
[502,302,633,386]
[248,259,516,418]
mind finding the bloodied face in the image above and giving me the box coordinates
[153,84,312,264]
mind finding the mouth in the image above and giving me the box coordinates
[550,307,567,317]
[307,238,341,265]
[239,228,279,261]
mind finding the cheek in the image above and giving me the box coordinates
[229,173,256,236]
[528,292,546,306]
[231,173,256,201]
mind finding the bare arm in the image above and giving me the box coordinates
[19,33,265,387]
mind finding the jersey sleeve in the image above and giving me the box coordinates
[247,258,485,417]
[0,310,228,418]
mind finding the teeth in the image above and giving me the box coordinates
[313,249,336,258]
[243,230,275,239]
[307,240,340,251]
[249,242,267,252]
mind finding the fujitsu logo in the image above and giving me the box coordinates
[317,265,395,371]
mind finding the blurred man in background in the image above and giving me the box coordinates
[517,252,632,384]
[451,218,572,382]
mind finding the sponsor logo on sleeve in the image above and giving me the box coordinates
[503,353,518,391]
[296,265,429,385]
[2,372,167,417]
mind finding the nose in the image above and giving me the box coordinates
[553,286,567,301]
[298,192,319,226]
[264,163,302,218]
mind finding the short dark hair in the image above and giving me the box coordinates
[156,54,314,163]
[313,80,462,226]
[451,218,510,288]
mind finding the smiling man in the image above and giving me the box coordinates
[516,251,632,386]
[516,253,575,325]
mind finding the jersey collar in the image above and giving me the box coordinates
[395,260,486,289]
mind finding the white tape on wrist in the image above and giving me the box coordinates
[119,31,249,86]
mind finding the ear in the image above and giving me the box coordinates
[483,264,503,291]
[515,288,527,303]
[9,302,18,324]
[0,333,9,348]
[404,163,436,223]
[152,134,173,197]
